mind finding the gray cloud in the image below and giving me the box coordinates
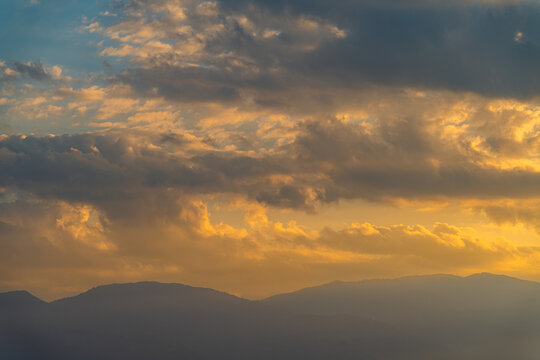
[102,0,540,102]
[3,114,540,215]
[117,67,243,103]
[0,132,296,216]
[290,117,540,202]
[11,61,50,81]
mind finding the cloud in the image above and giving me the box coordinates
[0,61,71,94]
[86,0,540,104]
[11,61,50,81]
[0,132,291,216]
[467,199,540,235]
[3,105,540,215]
[1,193,538,300]
[4,0,540,300]
[318,222,515,267]
[118,66,242,103]
[88,0,348,104]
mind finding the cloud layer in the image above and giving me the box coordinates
[2,0,540,299]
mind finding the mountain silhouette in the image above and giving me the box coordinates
[1,274,540,359]
[0,290,45,310]
[264,273,540,359]
[0,282,407,360]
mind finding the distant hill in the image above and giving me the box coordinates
[0,290,46,310]
[0,282,408,360]
[1,274,540,359]
[264,273,540,359]
[264,273,540,320]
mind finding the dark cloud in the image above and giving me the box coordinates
[256,185,313,211]
[11,61,50,81]
[221,0,525,13]
[289,117,540,202]
[301,4,540,98]
[118,67,242,103]
[3,115,540,215]
[276,0,540,98]
[106,0,540,100]
[0,133,295,216]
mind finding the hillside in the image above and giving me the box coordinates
[1,274,539,359]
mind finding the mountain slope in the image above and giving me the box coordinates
[0,282,411,360]
[263,273,540,359]
[264,273,540,323]
[0,290,46,311]
[2,274,540,360]
[0,290,49,360]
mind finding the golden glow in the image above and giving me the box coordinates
[3,0,540,302]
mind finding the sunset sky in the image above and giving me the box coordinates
[2,0,540,301]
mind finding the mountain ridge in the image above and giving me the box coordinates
[2,273,540,360]
[2,272,537,304]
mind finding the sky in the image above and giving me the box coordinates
[2,0,540,301]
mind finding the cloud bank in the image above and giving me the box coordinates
[2,0,540,298]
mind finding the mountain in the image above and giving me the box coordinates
[264,273,540,359]
[264,273,540,321]
[0,290,45,310]
[0,282,409,360]
[0,291,48,359]
[1,274,540,359]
